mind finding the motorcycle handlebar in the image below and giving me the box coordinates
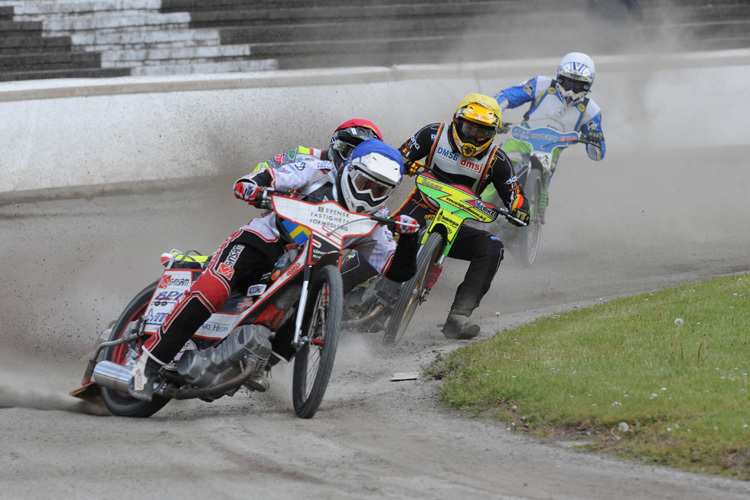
[371,215,421,233]
[256,187,294,209]
[502,122,601,148]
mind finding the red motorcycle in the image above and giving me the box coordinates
[71,189,391,419]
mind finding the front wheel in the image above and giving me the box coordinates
[515,168,543,267]
[100,281,171,418]
[292,265,343,419]
[383,232,444,344]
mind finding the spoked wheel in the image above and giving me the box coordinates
[100,281,171,418]
[292,265,343,419]
[515,168,543,268]
[383,232,444,344]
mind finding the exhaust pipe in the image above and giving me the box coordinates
[92,360,259,401]
[92,361,132,392]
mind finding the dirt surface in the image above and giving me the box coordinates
[2,44,750,497]
[1,133,749,499]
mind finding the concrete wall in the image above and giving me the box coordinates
[2,49,749,201]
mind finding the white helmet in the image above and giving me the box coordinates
[338,139,403,214]
[556,52,595,105]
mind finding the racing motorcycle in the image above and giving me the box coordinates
[482,124,598,267]
[343,170,523,344]
[70,189,392,419]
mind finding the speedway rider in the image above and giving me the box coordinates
[490,52,606,221]
[252,118,394,291]
[129,138,420,401]
[393,93,530,339]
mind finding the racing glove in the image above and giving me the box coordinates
[586,131,604,143]
[393,215,420,235]
[508,207,530,227]
[234,181,261,204]
[405,160,424,177]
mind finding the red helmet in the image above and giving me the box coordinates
[328,119,384,169]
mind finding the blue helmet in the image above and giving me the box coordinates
[338,139,404,214]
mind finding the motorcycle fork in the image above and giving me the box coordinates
[424,255,446,294]
[292,263,312,349]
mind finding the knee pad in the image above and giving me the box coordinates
[486,234,505,271]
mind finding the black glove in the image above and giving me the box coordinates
[499,123,511,134]
[586,131,604,143]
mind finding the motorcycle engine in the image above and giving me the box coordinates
[176,324,272,389]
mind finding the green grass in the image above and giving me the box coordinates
[428,273,750,478]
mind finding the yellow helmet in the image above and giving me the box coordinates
[451,93,502,157]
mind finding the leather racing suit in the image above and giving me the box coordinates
[395,122,529,317]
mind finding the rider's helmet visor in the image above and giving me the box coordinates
[557,75,590,94]
[456,118,495,143]
[350,169,392,200]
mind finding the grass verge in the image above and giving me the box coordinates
[427,273,750,479]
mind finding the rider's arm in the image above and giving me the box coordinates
[234,158,331,197]
[493,76,542,112]
[579,103,606,161]
[488,149,530,227]
[252,146,326,174]
[351,226,419,283]
[382,232,419,283]
[398,123,441,174]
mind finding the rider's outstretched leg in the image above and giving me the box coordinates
[129,232,279,401]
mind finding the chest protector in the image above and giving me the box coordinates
[524,84,588,133]
[426,123,497,195]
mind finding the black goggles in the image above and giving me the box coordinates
[333,139,358,160]
[456,119,496,142]
[557,75,590,93]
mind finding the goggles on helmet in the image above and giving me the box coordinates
[332,139,357,161]
[455,118,496,144]
[557,74,590,94]
[349,168,392,200]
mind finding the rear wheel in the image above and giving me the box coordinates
[383,232,444,344]
[100,281,171,418]
[292,265,343,419]
[515,168,543,267]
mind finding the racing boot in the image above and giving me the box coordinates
[128,350,164,402]
[442,312,481,340]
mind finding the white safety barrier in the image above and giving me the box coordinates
[2,50,749,199]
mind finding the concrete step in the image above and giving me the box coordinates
[0,34,71,54]
[0,50,101,71]
[0,66,130,82]
[160,0,565,12]
[129,57,276,75]
[101,43,251,65]
[0,19,43,32]
[184,2,538,28]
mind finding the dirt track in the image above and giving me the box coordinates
[1,130,749,498]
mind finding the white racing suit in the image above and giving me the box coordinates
[494,75,607,167]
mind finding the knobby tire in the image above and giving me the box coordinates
[383,232,444,344]
[292,265,343,419]
[516,168,543,267]
[100,281,171,418]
